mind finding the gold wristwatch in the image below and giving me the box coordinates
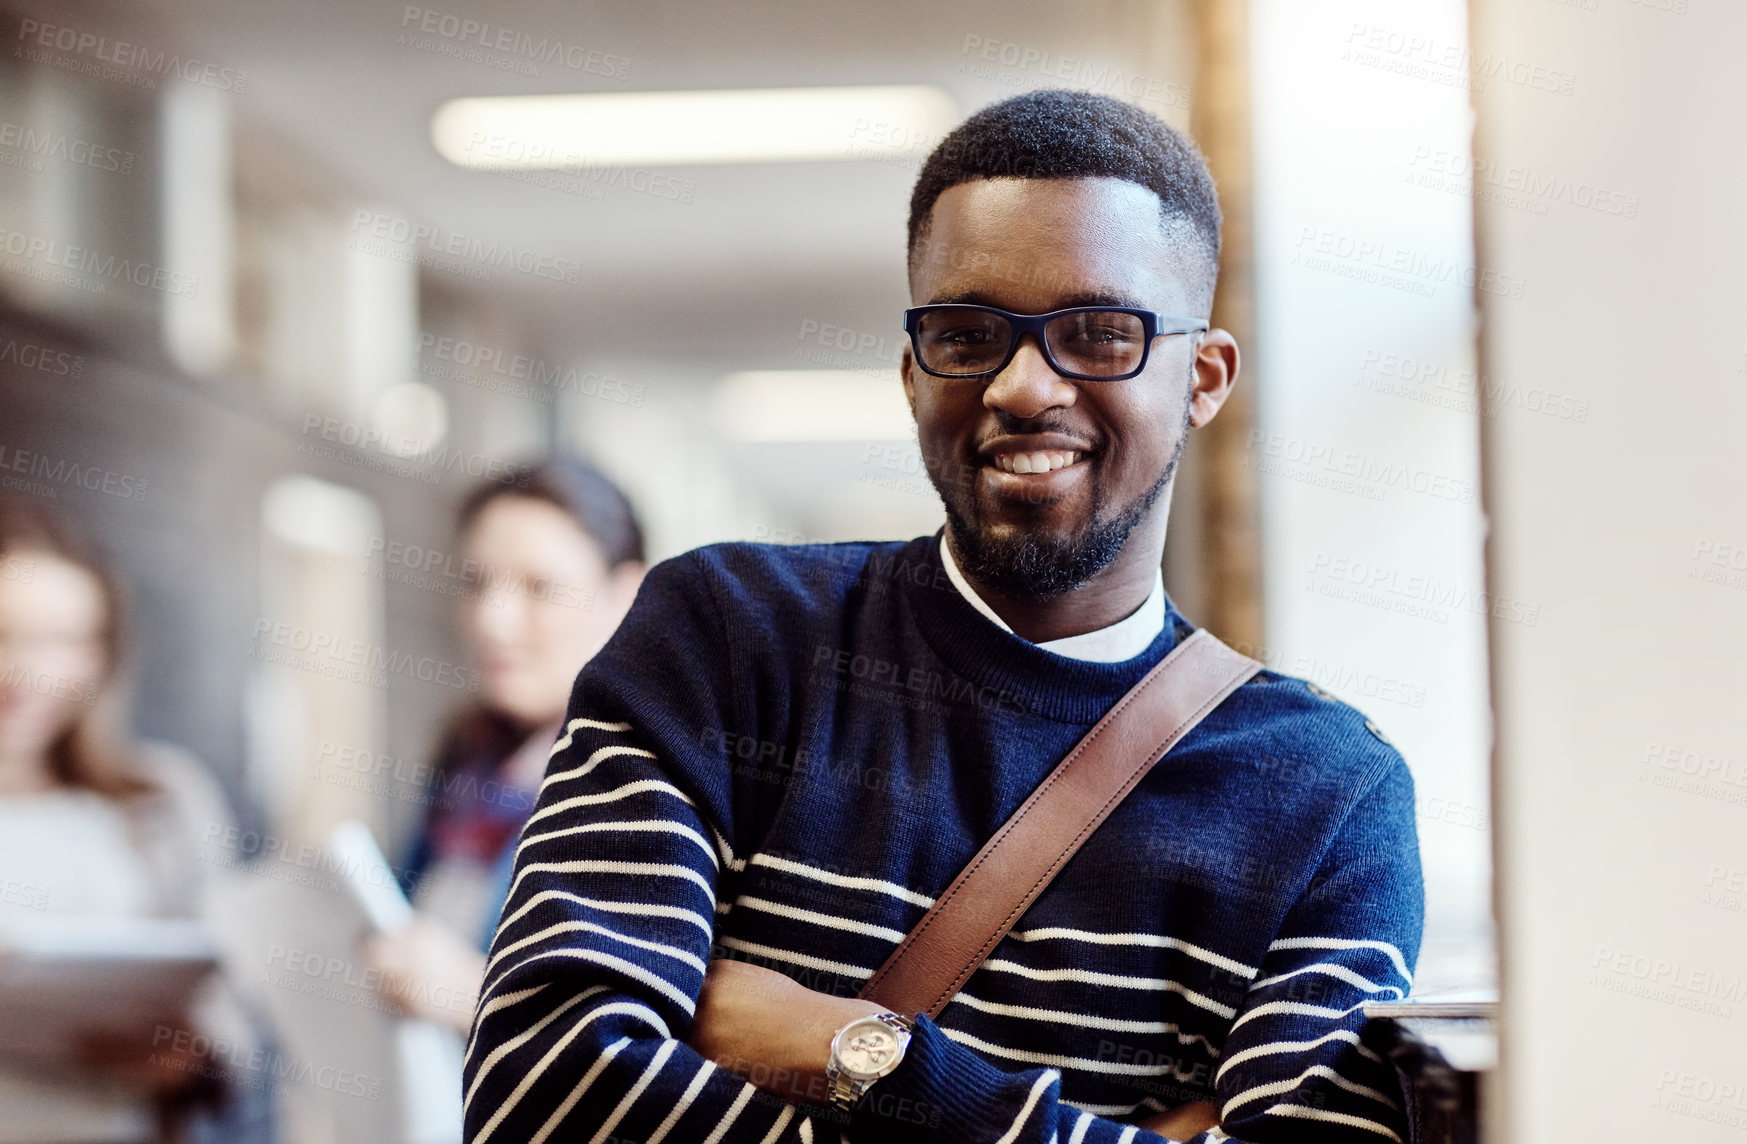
[825,1012,915,1111]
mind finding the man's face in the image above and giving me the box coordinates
[903,176,1202,598]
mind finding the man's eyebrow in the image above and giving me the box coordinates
[925,290,1153,311]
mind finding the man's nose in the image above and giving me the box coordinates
[982,335,1078,419]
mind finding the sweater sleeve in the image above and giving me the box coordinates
[462,556,817,1144]
[843,753,1425,1144]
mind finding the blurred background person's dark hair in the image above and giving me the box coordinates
[0,497,142,800]
[0,496,246,1142]
[365,459,645,1032]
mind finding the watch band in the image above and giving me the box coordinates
[826,1012,914,1111]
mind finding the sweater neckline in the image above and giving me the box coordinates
[894,532,1185,724]
[937,533,1167,662]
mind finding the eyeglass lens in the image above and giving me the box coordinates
[914,309,1149,378]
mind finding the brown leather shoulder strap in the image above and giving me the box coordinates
[858,629,1261,1019]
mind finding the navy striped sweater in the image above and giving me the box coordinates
[463,535,1424,1144]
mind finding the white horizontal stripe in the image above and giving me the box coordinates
[509,860,714,908]
[1009,926,1257,978]
[1223,1062,1399,1116]
[700,1082,756,1144]
[1262,1102,1402,1143]
[1067,1110,1093,1144]
[944,1028,1205,1079]
[994,1069,1058,1144]
[526,1035,632,1144]
[799,1118,813,1144]
[466,983,549,1067]
[645,1059,715,1144]
[1215,1029,1383,1083]
[1062,1098,1143,1116]
[507,946,696,1016]
[520,819,719,869]
[735,896,908,942]
[550,718,634,755]
[590,1038,678,1144]
[544,745,657,789]
[1227,998,1370,1035]
[748,853,935,908]
[1115,1128,1137,1144]
[1268,937,1413,986]
[496,890,714,942]
[526,779,697,828]
[757,1105,797,1144]
[475,1010,635,1144]
[1250,962,1403,998]
[487,919,708,980]
[979,959,1236,1018]
[946,992,1221,1055]
[465,985,606,1113]
[716,936,874,979]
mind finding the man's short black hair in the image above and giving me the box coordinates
[908,89,1222,311]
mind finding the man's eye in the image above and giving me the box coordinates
[1070,325,1136,344]
[937,326,992,344]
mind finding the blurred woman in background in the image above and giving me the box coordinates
[367,459,645,1033]
[0,497,242,1142]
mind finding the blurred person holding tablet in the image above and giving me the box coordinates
[0,497,242,1143]
[365,459,646,1035]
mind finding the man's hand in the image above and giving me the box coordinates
[690,960,1223,1137]
[687,958,885,1106]
[1135,1100,1221,1139]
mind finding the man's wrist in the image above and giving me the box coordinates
[826,1011,916,1111]
[719,993,884,1106]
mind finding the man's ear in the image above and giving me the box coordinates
[1188,329,1240,428]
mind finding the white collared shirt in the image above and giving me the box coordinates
[938,535,1166,663]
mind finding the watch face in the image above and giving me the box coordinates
[836,1019,902,1078]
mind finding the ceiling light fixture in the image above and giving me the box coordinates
[431,85,957,169]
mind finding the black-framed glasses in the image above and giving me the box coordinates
[903,304,1209,382]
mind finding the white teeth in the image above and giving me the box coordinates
[992,450,1082,474]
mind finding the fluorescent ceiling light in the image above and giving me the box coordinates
[432,85,957,169]
[713,370,914,442]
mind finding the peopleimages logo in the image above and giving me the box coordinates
[348,211,584,285]
[397,6,631,79]
[15,18,249,92]
[0,336,85,377]
[419,333,645,406]
[297,413,529,488]
[367,535,594,610]
[0,443,149,501]
[0,225,198,297]
[250,618,483,693]
[0,121,135,176]
[1306,552,1541,627]
[1293,227,1526,300]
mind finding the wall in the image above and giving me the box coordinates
[1470,1,1747,1139]
[1249,0,1494,993]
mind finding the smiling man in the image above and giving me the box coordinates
[463,91,1423,1144]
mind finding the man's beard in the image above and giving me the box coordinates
[935,393,1192,601]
